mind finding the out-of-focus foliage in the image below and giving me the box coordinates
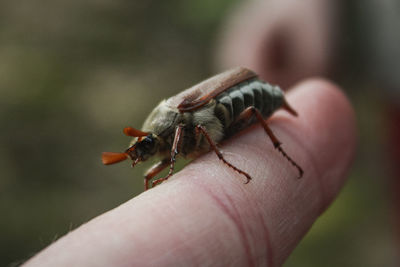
[0,0,397,266]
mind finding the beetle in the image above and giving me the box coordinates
[102,67,303,190]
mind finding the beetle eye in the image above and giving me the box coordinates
[142,136,153,148]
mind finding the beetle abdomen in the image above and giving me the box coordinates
[214,78,284,128]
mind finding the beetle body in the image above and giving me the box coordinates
[102,67,302,190]
[141,76,287,158]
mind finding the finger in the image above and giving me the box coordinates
[24,79,356,267]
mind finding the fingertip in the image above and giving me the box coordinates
[166,77,356,265]
[284,78,357,203]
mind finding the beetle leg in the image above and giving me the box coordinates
[195,125,252,184]
[151,124,184,188]
[235,106,303,178]
[144,159,169,191]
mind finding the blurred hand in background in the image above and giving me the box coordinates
[215,0,336,89]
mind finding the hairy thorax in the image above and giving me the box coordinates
[139,99,224,159]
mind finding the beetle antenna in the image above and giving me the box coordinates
[123,127,149,137]
[102,152,129,165]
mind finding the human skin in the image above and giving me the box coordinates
[24,79,356,267]
[215,0,336,89]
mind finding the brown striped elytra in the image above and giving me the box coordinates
[102,67,303,190]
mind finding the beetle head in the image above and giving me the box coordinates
[125,133,160,164]
[102,127,160,167]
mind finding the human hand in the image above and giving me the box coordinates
[215,0,336,89]
[24,79,356,267]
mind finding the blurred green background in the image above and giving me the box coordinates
[0,0,398,266]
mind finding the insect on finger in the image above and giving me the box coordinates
[102,67,303,190]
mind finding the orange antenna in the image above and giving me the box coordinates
[123,127,149,137]
[102,152,129,165]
